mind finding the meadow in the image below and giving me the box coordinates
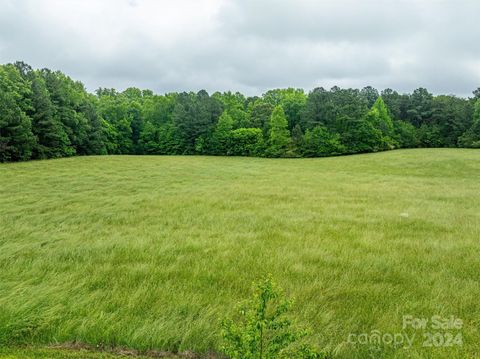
[0,149,479,358]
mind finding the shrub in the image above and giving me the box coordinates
[221,275,327,359]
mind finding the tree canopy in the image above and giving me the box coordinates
[0,61,478,162]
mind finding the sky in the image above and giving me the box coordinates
[0,0,479,97]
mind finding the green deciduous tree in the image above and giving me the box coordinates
[96,89,133,154]
[0,91,35,162]
[2,61,480,162]
[229,128,264,156]
[264,88,307,130]
[458,100,480,148]
[393,120,419,148]
[213,91,249,128]
[302,126,345,157]
[365,97,396,149]
[266,106,290,157]
[139,122,180,155]
[418,124,443,147]
[370,97,394,137]
[211,110,234,155]
[339,116,383,153]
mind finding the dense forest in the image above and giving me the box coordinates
[1,61,479,162]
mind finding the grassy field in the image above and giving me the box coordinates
[0,149,479,358]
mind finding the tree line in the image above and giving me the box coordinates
[1,61,479,162]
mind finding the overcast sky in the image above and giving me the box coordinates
[1,0,479,96]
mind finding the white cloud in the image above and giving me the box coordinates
[0,0,478,96]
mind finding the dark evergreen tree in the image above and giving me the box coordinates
[406,88,433,127]
[291,124,304,155]
[381,88,402,120]
[431,95,472,147]
[247,100,273,136]
[30,74,71,158]
[0,65,35,162]
[79,96,106,155]
[360,86,379,108]
[300,87,335,131]
[173,91,223,154]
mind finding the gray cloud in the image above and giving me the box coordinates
[0,0,479,97]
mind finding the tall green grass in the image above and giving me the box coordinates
[0,149,479,358]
